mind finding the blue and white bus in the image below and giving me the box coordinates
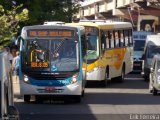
[133,31,153,72]
[19,25,87,103]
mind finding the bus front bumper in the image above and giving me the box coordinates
[86,67,105,81]
[20,81,82,96]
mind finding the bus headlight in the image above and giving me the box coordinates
[24,75,30,83]
[71,73,78,84]
[94,67,99,71]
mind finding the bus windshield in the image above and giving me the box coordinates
[147,46,160,58]
[85,26,99,60]
[22,38,79,72]
[134,40,145,51]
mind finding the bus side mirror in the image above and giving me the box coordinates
[15,36,22,48]
[8,106,19,119]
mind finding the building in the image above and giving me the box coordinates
[76,0,160,32]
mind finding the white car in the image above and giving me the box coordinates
[149,54,160,95]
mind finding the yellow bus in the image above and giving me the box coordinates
[66,21,133,86]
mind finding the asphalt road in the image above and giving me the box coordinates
[13,74,160,120]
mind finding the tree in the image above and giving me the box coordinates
[12,0,80,25]
[0,4,28,48]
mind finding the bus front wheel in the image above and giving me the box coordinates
[74,95,81,103]
[118,64,125,82]
[101,67,109,87]
[24,95,31,103]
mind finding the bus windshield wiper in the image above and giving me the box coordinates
[52,38,67,58]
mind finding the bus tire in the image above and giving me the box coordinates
[35,96,43,103]
[74,95,81,103]
[24,95,31,103]
[149,79,153,93]
[118,64,125,82]
[101,67,109,87]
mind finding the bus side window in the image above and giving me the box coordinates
[129,29,133,46]
[105,31,110,49]
[118,30,121,47]
[114,30,119,48]
[110,31,114,48]
[124,30,129,46]
[120,30,124,47]
[101,31,106,50]
[81,35,87,58]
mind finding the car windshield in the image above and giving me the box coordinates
[134,40,145,51]
[147,46,160,58]
[22,38,79,72]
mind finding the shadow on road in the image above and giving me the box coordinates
[86,73,148,89]
[84,92,160,105]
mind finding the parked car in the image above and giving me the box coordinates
[0,49,19,120]
[149,55,160,95]
[133,31,153,73]
[142,33,160,81]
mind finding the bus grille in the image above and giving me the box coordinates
[27,73,71,80]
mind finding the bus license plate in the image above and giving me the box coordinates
[45,87,55,92]
[134,64,140,67]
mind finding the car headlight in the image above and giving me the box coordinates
[70,73,79,84]
[24,75,30,84]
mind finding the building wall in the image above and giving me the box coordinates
[77,0,160,32]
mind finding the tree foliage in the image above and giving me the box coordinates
[0,4,28,47]
[0,0,80,47]
[14,0,80,25]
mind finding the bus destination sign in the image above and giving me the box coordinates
[27,30,74,37]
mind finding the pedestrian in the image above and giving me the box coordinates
[2,47,13,70]
[11,47,17,58]
[12,51,20,83]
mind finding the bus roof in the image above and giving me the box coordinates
[44,21,65,25]
[21,25,85,38]
[66,22,132,30]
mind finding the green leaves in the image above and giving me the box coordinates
[0,0,80,48]
[0,4,28,48]
[26,0,80,24]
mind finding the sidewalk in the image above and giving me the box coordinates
[12,76,21,97]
